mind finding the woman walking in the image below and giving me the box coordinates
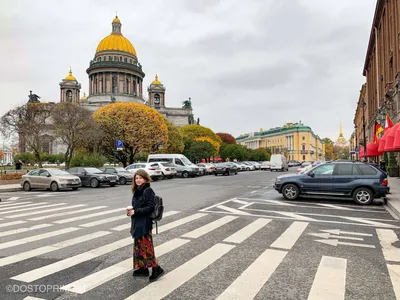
[127,169,164,281]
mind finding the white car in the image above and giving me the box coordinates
[260,161,271,170]
[197,163,216,174]
[125,163,163,180]
[151,162,177,179]
[21,168,81,192]
[297,164,313,174]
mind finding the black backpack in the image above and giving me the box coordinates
[150,195,164,234]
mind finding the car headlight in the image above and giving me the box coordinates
[59,178,68,182]
[98,176,105,180]
[275,178,281,183]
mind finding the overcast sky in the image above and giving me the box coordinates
[1,0,376,142]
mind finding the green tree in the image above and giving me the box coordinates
[165,121,184,154]
[183,140,216,163]
[93,103,168,166]
[220,144,248,161]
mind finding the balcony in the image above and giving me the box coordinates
[301,150,308,154]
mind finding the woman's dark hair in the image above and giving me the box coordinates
[131,169,151,193]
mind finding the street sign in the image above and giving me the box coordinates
[115,140,123,151]
[355,148,359,153]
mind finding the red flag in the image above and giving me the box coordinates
[385,114,394,129]
[373,122,383,143]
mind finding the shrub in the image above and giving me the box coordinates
[70,153,107,168]
[0,173,23,180]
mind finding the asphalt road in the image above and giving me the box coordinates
[0,168,399,300]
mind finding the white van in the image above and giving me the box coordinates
[270,154,289,171]
[147,154,200,178]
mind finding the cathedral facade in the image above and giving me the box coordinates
[60,16,192,127]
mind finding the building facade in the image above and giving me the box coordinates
[236,122,326,161]
[0,148,13,165]
[363,0,400,132]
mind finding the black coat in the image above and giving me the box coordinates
[130,183,155,239]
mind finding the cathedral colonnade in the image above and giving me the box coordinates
[88,72,143,97]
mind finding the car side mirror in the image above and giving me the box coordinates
[308,172,315,177]
[81,172,86,175]
[47,174,51,177]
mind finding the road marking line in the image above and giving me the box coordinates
[216,249,287,300]
[250,191,257,194]
[376,229,400,262]
[29,206,108,221]
[6,204,86,219]
[387,264,400,299]
[199,198,237,212]
[125,243,235,300]
[53,208,124,224]
[0,231,110,267]
[11,236,133,282]
[341,217,398,228]
[320,229,373,236]
[0,201,34,208]
[216,205,251,215]
[203,210,400,228]
[0,202,48,212]
[273,212,316,221]
[80,215,126,227]
[270,221,309,250]
[223,218,272,244]
[110,210,182,231]
[0,203,65,215]
[232,199,249,205]
[314,239,375,248]
[7,197,20,201]
[0,227,81,250]
[308,232,364,241]
[264,200,295,206]
[0,220,26,229]
[316,203,352,210]
[23,296,47,300]
[307,256,347,300]
[0,223,53,237]
[181,216,238,239]
[62,238,190,294]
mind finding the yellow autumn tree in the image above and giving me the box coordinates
[93,103,168,166]
[195,136,220,154]
[179,124,221,154]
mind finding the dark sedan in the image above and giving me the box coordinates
[214,163,239,176]
[66,167,118,188]
[273,161,388,205]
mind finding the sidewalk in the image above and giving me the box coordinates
[0,183,22,193]
[387,177,400,218]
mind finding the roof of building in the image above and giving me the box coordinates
[80,92,87,101]
[151,75,162,85]
[96,16,137,56]
[236,122,323,142]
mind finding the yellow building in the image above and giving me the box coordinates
[236,122,326,162]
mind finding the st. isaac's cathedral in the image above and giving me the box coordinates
[59,16,192,127]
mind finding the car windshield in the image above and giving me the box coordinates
[84,168,103,174]
[48,169,70,175]
[181,157,192,165]
[114,167,128,172]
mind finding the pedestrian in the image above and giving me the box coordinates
[127,169,164,281]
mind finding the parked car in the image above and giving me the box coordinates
[270,154,289,171]
[297,164,314,174]
[273,161,389,205]
[288,160,301,167]
[197,163,216,174]
[66,167,117,188]
[214,163,239,176]
[21,168,81,192]
[125,163,163,180]
[99,167,133,185]
[260,161,271,170]
[150,162,177,179]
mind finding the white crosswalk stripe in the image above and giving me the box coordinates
[0,206,392,299]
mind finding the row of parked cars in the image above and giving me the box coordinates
[20,154,270,191]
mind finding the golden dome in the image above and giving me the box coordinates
[113,16,121,23]
[152,75,161,85]
[80,92,87,101]
[95,16,137,56]
[64,69,76,81]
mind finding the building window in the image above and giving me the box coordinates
[120,56,122,61]
[124,58,127,62]
[130,59,132,64]
[302,144,306,151]
[302,136,305,140]
[303,155,306,160]
[114,56,117,61]
[109,56,112,61]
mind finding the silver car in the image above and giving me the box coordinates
[21,168,81,192]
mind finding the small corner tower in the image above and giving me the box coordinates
[147,74,166,109]
[60,68,81,103]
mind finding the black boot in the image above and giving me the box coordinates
[132,267,149,277]
[149,266,165,282]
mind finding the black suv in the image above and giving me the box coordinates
[273,161,389,205]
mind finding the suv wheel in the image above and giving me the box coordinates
[353,187,373,205]
[182,171,189,178]
[282,184,300,200]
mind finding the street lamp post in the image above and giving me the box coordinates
[354,125,358,161]
[361,100,367,162]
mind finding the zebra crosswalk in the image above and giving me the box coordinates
[0,198,399,300]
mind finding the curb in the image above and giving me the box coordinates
[0,187,22,193]
[386,197,400,220]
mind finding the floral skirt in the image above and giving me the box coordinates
[133,231,158,269]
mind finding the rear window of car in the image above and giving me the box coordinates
[358,164,378,176]
[336,164,361,176]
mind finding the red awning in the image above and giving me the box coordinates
[359,146,364,158]
[393,125,400,150]
[378,128,389,152]
[366,140,383,157]
[384,123,400,152]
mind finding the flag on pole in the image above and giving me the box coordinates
[373,121,383,143]
[385,113,394,129]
